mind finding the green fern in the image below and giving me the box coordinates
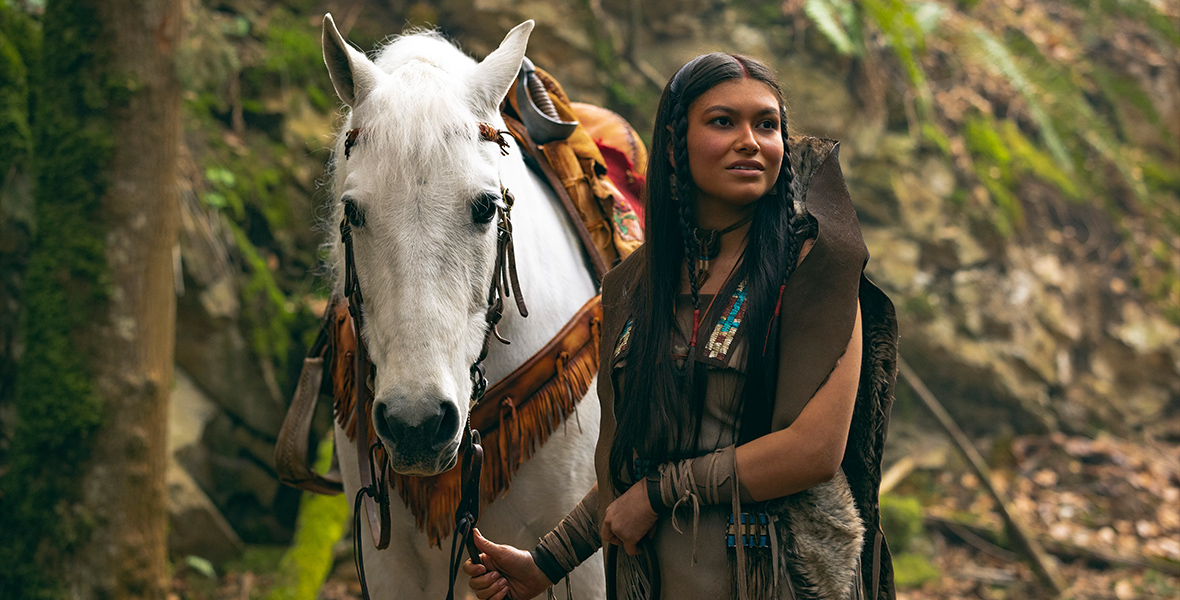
[863,0,935,115]
[959,24,1073,174]
[805,0,862,56]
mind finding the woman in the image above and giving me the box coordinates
[464,53,899,600]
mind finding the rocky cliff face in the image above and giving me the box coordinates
[396,0,1180,436]
[155,0,1178,553]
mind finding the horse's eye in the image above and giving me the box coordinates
[472,192,498,225]
[342,196,365,228]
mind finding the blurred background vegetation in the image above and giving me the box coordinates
[0,0,1176,598]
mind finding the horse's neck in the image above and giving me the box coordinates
[479,144,598,384]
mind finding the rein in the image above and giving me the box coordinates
[338,122,527,600]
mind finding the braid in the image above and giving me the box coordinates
[672,102,702,314]
[779,108,801,281]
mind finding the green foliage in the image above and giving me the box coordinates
[879,493,925,553]
[805,0,863,56]
[963,115,1021,234]
[260,11,328,91]
[0,0,112,596]
[892,552,940,587]
[229,220,296,379]
[903,292,937,321]
[860,0,936,117]
[185,555,218,579]
[263,436,350,600]
[960,25,1072,172]
[178,0,335,393]
[0,4,34,186]
[879,495,940,586]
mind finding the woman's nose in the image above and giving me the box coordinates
[734,125,759,153]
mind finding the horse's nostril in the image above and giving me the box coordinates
[433,401,459,448]
[375,403,401,444]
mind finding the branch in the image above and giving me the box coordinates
[924,515,1180,577]
[898,357,1067,596]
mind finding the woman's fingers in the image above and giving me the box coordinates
[473,574,509,600]
[462,559,487,577]
[469,567,500,590]
[623,538,640,556]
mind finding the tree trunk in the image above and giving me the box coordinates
[0,0,182,596]
[64,0,183,597]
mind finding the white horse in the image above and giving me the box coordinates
[320,15,604,599]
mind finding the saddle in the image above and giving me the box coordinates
[275,59,647,544]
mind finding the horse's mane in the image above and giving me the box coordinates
[319,30,488,294]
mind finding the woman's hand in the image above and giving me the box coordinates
[463,529,552,600]
[600,481,659,556]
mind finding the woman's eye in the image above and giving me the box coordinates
[342,197,365,228]
[472,192,498,225]
[759,119,779,130]
[709,116,732,126]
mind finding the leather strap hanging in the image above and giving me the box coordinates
[274,310,343,495]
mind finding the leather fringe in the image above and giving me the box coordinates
[328,302,364,440]
[387,334,599,546]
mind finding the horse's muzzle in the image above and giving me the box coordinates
[373,392,462,473]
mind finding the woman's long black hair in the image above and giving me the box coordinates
[609,53,802,494]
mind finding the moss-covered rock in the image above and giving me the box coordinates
[262,436,349,600]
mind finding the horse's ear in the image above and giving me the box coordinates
[322,13,382,108]
[468,20,534,115]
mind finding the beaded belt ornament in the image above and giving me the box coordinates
[726,512,771,548]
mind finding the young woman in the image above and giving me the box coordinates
[464,53,899,600]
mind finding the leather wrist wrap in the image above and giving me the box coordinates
[653,445,754,510]
[533,487,602,583]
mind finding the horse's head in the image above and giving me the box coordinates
[321,14,533,476]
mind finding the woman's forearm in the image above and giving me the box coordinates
[532,483,601,582]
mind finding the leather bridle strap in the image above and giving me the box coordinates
[445,187,526,596]
[341,211,392,553]
[445,429,485,600]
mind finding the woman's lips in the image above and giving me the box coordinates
[727,160,764,174]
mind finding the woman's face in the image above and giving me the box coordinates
[684,77,784,226]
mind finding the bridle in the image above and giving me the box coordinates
[339,123,526,600]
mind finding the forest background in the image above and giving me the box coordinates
[0,0,1176,598]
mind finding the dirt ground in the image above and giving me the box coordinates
[172,432,1179,600]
